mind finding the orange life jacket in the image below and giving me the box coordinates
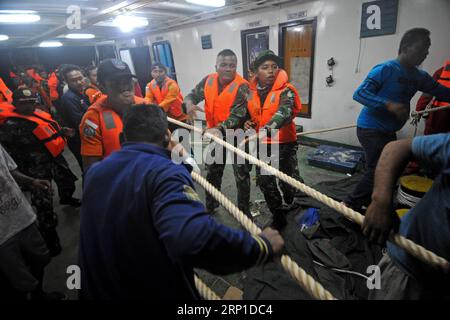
[247,69,302,144]
[87,95,145,157]
[148,77,185,119]
[84,84,102,104]
[0,78,13,103]
[48,72,59,101]
[432,60,450,107]
[26,69,43,84]
[204,73,248,128]
[0,103,66,157]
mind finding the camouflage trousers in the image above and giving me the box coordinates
[20,155,77,232]
[205,142,251,217]
[254,142,303,213]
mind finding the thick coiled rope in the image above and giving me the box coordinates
[194,275,221,300]
[191,171,336,300]
[169,117,450,272]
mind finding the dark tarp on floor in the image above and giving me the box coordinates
[243,174,383,300]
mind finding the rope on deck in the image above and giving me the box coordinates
[191,171,337,300]
[168,117,450,272]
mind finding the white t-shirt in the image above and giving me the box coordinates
[0,144,36,246]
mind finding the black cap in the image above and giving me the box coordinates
[12,88,38,103]
[252,50,283,70]
[97,59,136,84]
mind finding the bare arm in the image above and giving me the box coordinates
[362,139,413,244]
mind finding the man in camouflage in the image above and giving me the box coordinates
[0,88,79,256]
[245,50,304,229]
[184,49,252,217]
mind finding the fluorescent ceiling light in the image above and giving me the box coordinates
[113,15,148,33]
[66,33,96,39]
[186,0,226,7]
[0,10,37,14]
[0,35,9,41]
[0,12,40,23]
[39,41,63,47]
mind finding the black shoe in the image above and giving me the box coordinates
[60,197,81,207]
[270,213,287,231]
[269,206,290,231]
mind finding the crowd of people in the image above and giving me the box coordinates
[0,27,449,300]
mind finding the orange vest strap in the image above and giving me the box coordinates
[0,106,65,157]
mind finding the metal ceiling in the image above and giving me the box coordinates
[0,0,299,48]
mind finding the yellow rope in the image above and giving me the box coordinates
[169,117,450,272]
[191,171,337,300]
[194,275,221,300]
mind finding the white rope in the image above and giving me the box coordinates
[194,275,221,300]
[411,104,450,116]
[397,186,421,208]
[168,117,450,272]
[296,124,357,136]
[191,171,337,300]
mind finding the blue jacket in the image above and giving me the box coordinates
[60,88,90,129]
[355,59,450,132]
[79,142,272,299]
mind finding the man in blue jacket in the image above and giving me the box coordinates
[344,28,450,211]
[79,104,284,300]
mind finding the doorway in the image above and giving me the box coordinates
[151,41,177,81]
[279,18,317,118]
[119,46,152,93]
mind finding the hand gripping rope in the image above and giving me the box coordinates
[191,171,337,300]
[168,117,450,299]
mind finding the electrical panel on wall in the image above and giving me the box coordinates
[201,35,212,50]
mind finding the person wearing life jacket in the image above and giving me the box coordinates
[48,70,60,102]
[184,49,252,217]
[0,88,79,257]
[244,50,303,230]
[84,65,102,105]
[416,60,450,135]
[145,62,189,130]
[79,59,145,172]
[0,77,13,103]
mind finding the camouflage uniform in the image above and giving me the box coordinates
[185,76,252,217]
[0,117,77,254]
[253,86,303,213]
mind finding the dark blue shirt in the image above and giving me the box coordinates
[79,142,271,300]
[60,88,90,129]
[388,134,450,287]
[355,59,450,132]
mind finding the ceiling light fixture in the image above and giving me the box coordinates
[0,35,9,41]
[185,0,226,7]
[66,33,96,39]
[113,15,148,33]
[39,41,63,47]
[0,11,40,23]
